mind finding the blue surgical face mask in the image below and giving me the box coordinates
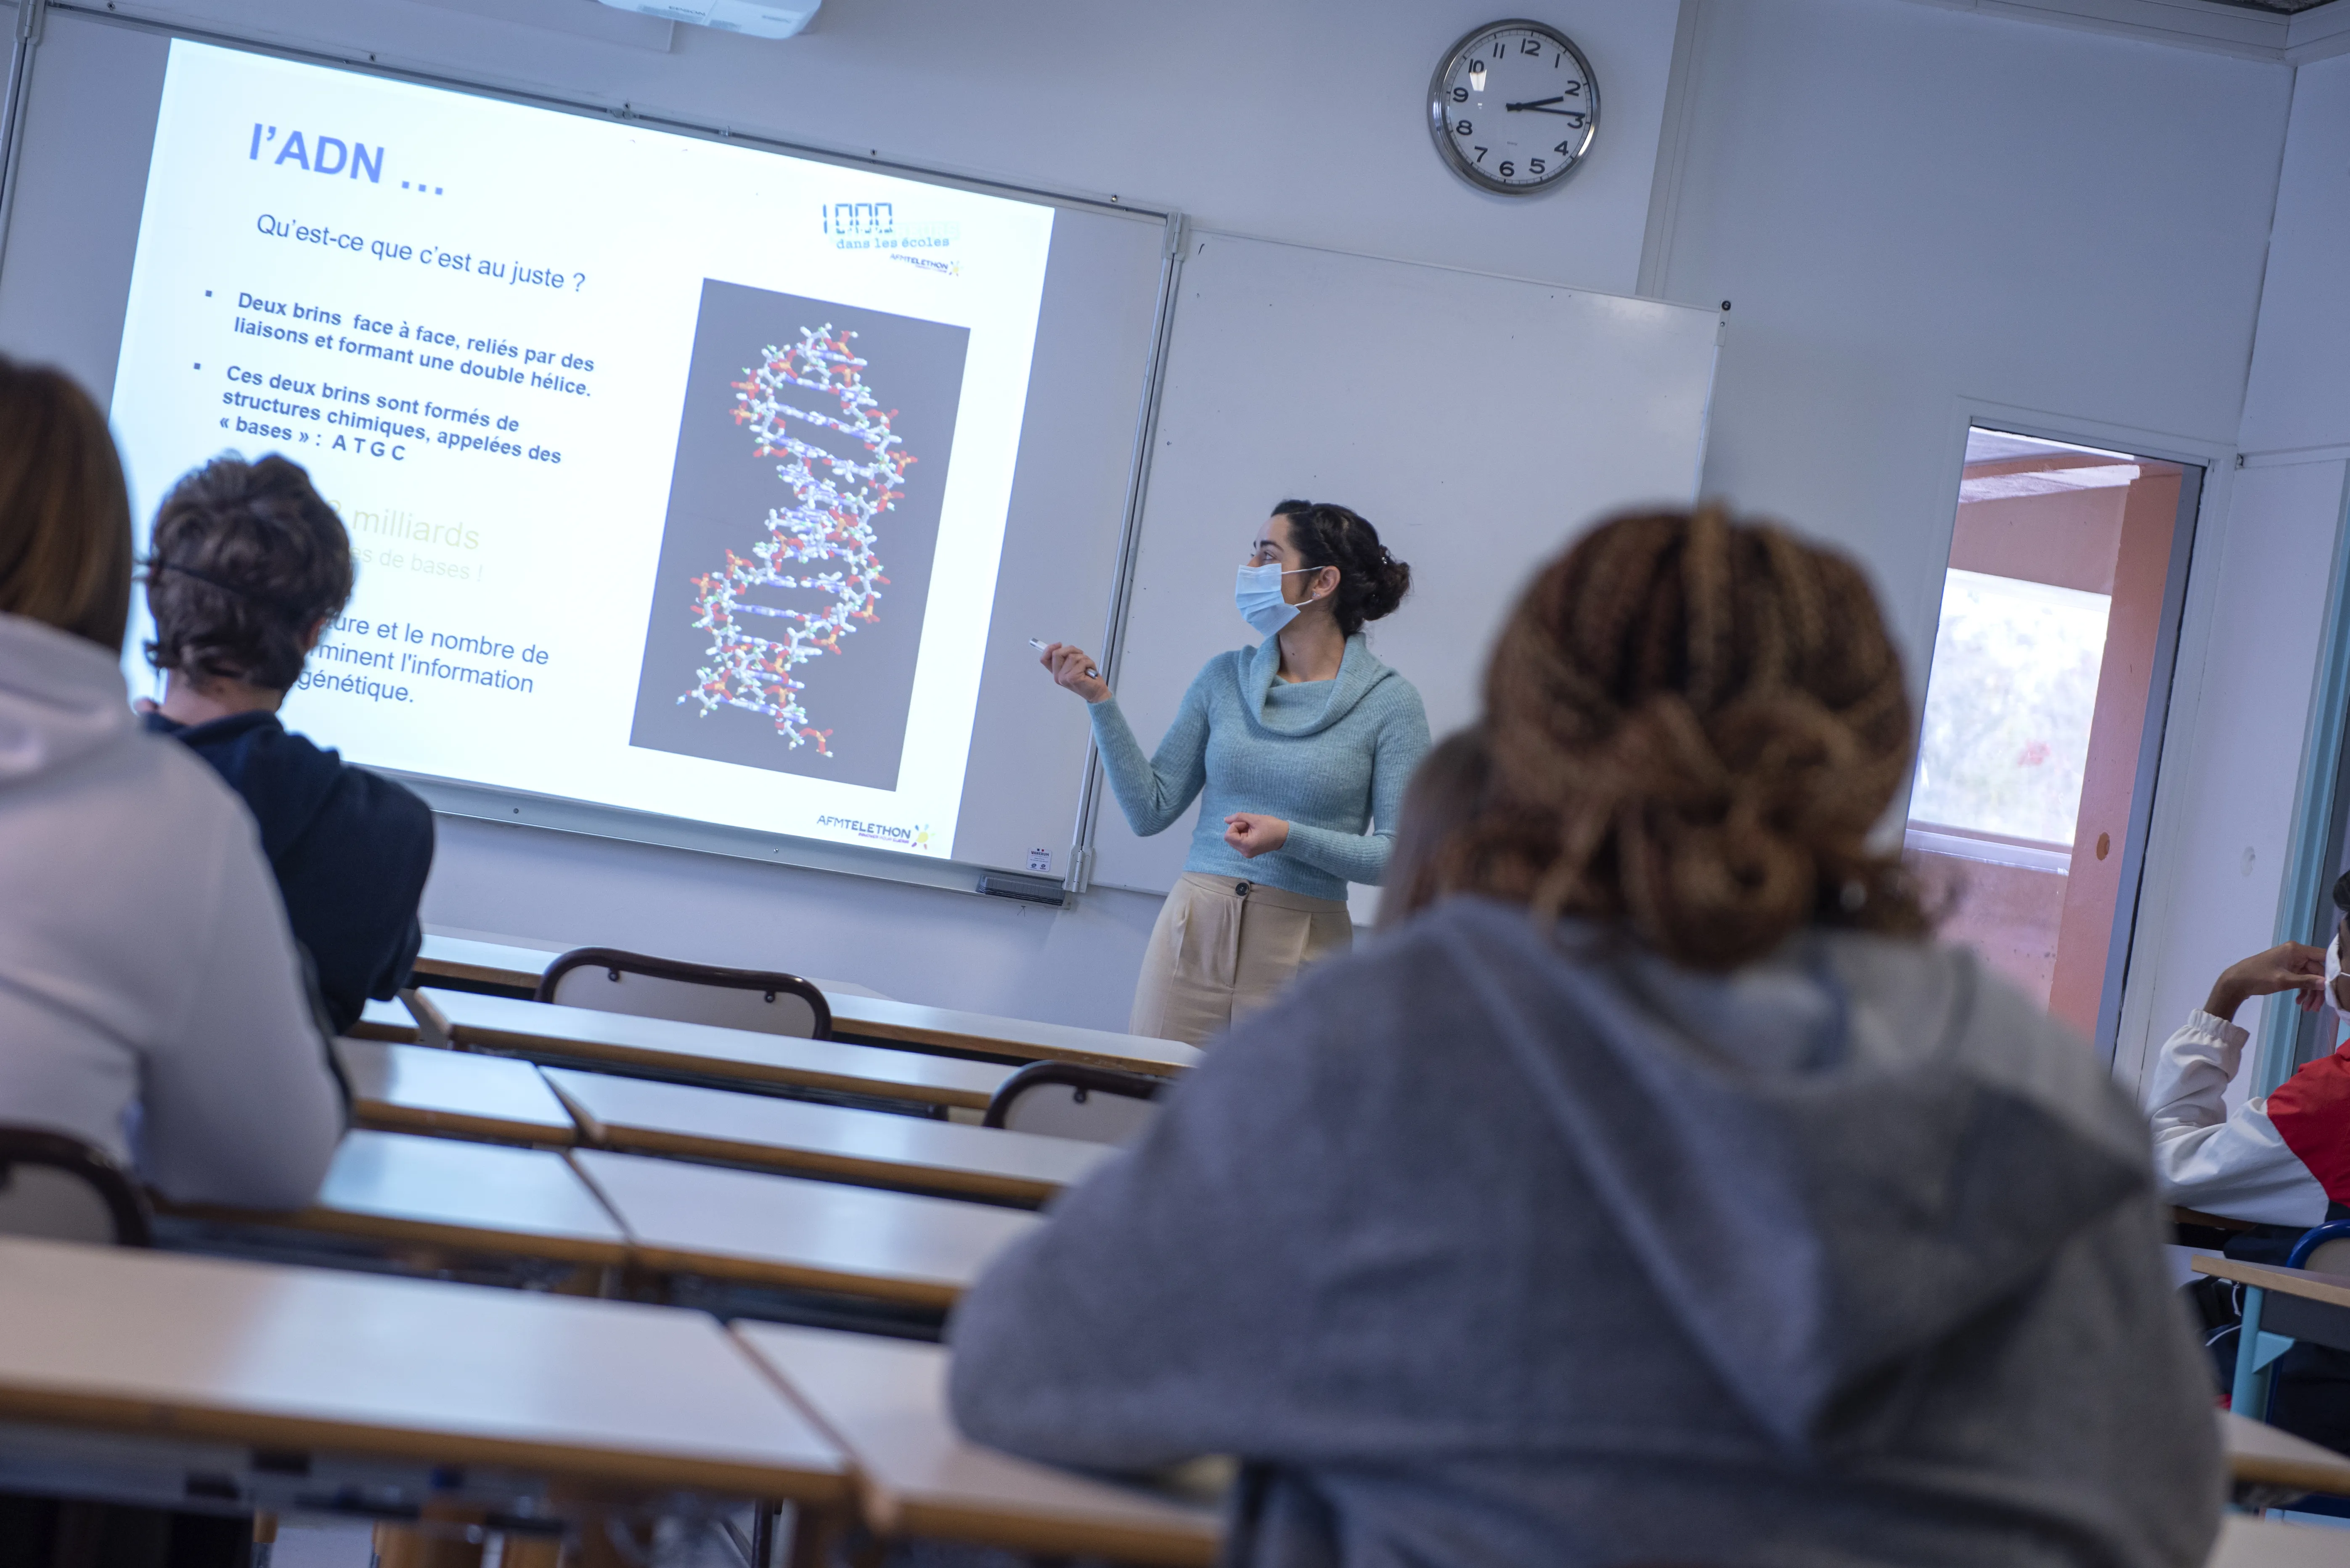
[1236,562,1318,637]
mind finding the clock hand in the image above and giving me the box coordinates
[1516,106,1588,118]
[1505,95,1566,111]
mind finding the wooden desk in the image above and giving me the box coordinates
[2222,1408,2350,1500]
[546,1068,1110,1204]
[2207,1514,2350,1567]
[2193,1256,2350,1422]
[412,988,1011,1112]
[336,1039,578,1147]
[826,994,1200,1079]
[413,931,892,1002]
[734,1323,1221,1566]
[412,931,1187,1075]
[171,1129,627,1269]
[572,1149,1038,1309]
[348,996,419,1043]
[412,932,565,994]
[0,1234,846,1500]
[2196,1255,2350,1314]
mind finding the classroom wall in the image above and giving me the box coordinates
[1647,0,2294,1081]
[36,0,1686,1023]
[5,0,2321,1034]
[2129,48,2350,1093]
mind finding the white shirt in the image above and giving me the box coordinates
[0,613,343,1207]
[2143,1009,2327,1227]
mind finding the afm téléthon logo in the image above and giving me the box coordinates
[816,815,934,851]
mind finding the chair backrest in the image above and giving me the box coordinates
[537,948,832,1039]
[983,1062,1163,1145]
[2287,1219,2350,1277]
[0,1127,151,1246]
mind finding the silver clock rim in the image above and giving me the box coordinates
[1426,18,1599,198]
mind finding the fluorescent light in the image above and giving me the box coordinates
[596,0,820,39]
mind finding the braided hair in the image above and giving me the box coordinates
[1422,506,1929,969]
[1272,500,1410,637]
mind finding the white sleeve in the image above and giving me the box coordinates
[2143,1011,2327,1227]
[138,825,345,1210]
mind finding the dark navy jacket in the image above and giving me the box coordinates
[144,711,433,1036]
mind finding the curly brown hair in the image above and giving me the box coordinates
[143,455,353,691]
[1417,506,1929,969]
[0,357,133,651]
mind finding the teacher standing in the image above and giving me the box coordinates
[1040,500,1429,1044]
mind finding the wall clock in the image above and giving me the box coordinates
[1428,20,1599,196]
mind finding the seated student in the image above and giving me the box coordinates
[2145,905,2350,1457]
[138,455,433,1037]
[2145,928,2339,1227]
[0,357,342,1207]
[1375,723,1489,931]
[950,508,2221,1568]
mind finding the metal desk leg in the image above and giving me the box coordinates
[2231,1284,2300,1423]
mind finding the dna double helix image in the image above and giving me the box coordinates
[678,325,914,757]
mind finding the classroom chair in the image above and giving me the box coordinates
[0,1126,152,1246]
[983,1062,1161,1145]
[536,947,833,1039]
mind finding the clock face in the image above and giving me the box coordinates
[1429,21,1598,196]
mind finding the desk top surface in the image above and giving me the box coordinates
[825,993,1199,1077]
[2193,1255,2350,1311]
[190,1129,629,1266]
[2221,1409,2350,1497]
[413,932,1192,1075]
[734,1322,1220,1566]
[352,996,420,1042]
[545,1068,1110,1200]
[414,988,1010,1110]
[571,1148,1038,1308]
[335,1038,578,1145]
[2207,1515,2350,1567]
[0,1235,845,1497]
[414,931,888,1001]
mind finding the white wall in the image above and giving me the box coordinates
[2129,49,2350,1090]
[33,0,1682,1024]
[1653,0,2286,658]
[7,0,2321,1036]
[1649,0,2295,1080]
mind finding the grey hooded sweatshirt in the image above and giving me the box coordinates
[948,897,2223,1568]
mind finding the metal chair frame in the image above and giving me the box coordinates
[535,947,833,1039]
[983,1061,1164,1137]
[0,1126,153,1247]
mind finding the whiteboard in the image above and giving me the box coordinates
[0,13,1171,895]
[1088,231,1720,896]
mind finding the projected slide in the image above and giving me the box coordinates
[108,41,1053,859]
[631,282,968,791]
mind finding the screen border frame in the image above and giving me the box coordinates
[0,4,1184,901]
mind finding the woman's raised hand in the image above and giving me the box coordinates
[1039,642,1110,703]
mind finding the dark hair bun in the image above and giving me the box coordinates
[1271,499,1410,637]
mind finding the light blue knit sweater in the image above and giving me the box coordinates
[1088,634,1431,900]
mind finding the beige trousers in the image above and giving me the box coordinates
[1129,872,1353,1046]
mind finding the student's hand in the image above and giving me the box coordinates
[131,698,158,716]
[2204,942,2326,1023]
[1039,643,1109,704]
[1223,813,1290,859]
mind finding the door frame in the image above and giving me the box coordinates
[1919,397,2238,1087]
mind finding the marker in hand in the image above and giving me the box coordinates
[1030,637,1099,680]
